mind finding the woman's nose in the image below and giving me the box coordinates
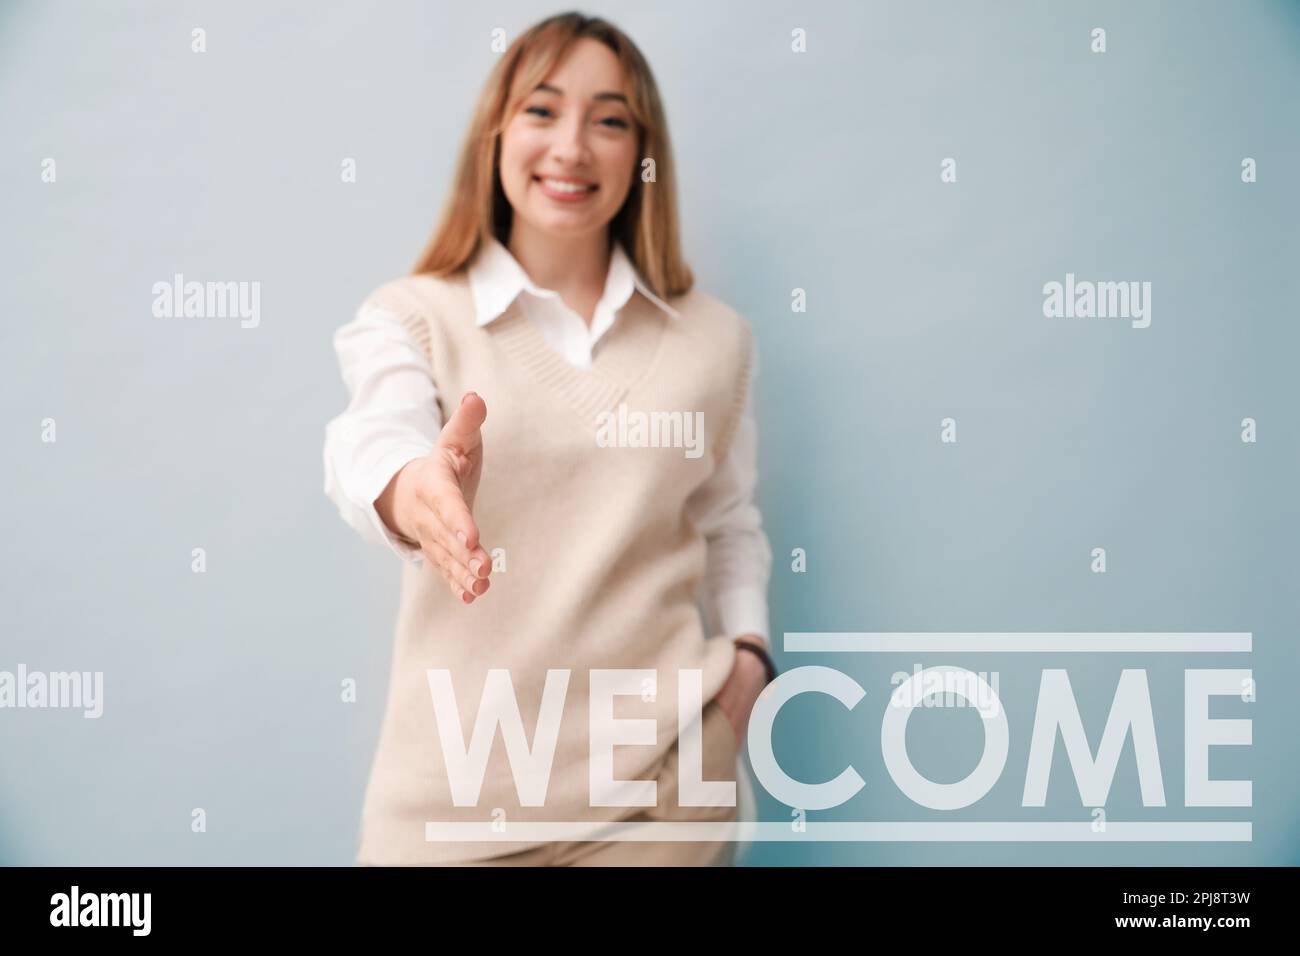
[550,117,591,165]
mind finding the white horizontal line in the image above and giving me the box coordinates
[425,821,1251,842]
[783,633,1252,653]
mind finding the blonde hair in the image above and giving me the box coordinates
[410,11,693,299]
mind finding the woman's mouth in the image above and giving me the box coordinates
[534,175,598,202]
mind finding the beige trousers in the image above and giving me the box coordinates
[428,699,744,867]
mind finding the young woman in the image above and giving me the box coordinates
[324,12,773,866]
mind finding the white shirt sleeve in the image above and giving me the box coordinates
[322,303,441,565]
[688,336,773,648]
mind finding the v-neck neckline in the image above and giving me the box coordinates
[485,288,670,424]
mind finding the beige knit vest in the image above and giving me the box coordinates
[354,269,754,864]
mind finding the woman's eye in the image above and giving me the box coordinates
[524,105,627,129]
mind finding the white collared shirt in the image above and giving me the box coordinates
[322,236,772,644]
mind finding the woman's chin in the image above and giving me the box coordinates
[528,209,606,236]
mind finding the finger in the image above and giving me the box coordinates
[430,539,473,592]
[437,391,487,459]
[427,546,475,604]
[412,519,473,598]
[466,544,492,580]
[426,537,491,597]
[417,478,489,572]
[446,574,475,604]
[431,486,483,555]
[423,539,467,602]
[429,504,491,580]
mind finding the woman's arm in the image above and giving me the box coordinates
[690,334,773,741]
[323,300,494,603]
[688,337,773,649]
[323,302,442,562]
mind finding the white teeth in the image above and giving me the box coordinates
[541,178,591,193]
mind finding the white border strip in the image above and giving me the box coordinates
[783,633,1252,653]
[425,821,1251,842]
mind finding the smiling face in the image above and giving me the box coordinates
[498,38,640,242]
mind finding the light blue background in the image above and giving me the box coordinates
[1,0,1296,865]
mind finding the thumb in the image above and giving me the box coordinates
[437,391,487,456]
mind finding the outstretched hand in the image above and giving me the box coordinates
[377,391,493,604]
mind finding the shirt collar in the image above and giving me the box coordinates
[467,234,681,328]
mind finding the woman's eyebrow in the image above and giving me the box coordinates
[534,82,628,104]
